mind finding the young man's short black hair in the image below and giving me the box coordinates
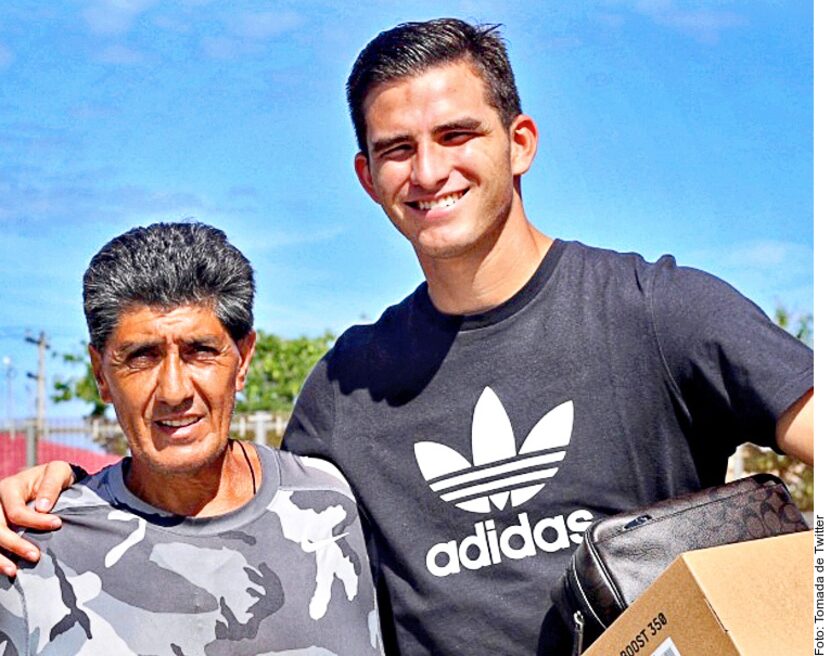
[347,18,522,155]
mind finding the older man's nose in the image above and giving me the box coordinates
[156,354,194,407]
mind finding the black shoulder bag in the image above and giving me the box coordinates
[550,473,808,655]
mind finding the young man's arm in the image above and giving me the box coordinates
[776,389,813,466]
[0,462,75,576]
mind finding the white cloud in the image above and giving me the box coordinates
[69,103,120,120]
[200,9,303,59]
[0,164,206,226]
[228,10,303,41]
[633,0,746,44]
[0,123,76,155]
[233,226,345,253]
[94,44,146,65]
[684,239,813,314]
[200,35,250,60]
[227,186,259,199]
[717,240,811,269]
[595,13,626,29]
[82,0,159,36]
[152,14,192,34]
[0,43,13,69]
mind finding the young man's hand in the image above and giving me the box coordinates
[0,462,75,576]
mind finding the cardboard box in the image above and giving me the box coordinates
[584,531,812,655]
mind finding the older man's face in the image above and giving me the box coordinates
[90,304,255,476]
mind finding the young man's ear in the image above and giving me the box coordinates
[88,344,112,404]
[509,114,539,178]
[235,331,257,393]
[354,152,381,204]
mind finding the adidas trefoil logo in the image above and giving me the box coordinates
[414,387,573,514]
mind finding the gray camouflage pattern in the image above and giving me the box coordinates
[0,446,383,655]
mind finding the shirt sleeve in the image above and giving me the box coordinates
[648,256,813,451]
[281,353,337,460]
[0,574,28,654]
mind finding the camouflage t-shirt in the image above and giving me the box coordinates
[0,445,384,656]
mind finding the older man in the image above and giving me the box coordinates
[0,18,813,656]
[0,223,382,655]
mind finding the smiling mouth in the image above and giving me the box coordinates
[155,416,201,429]
[406,189,468,211]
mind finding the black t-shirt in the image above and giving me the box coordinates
[282,240,813,656]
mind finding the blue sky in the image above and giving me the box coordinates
[0,1,814,419]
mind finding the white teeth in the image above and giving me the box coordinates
[158,417,198,428]
[417,192,463,211]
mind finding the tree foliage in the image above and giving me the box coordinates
[740,443,813,511]
[51,345,108,418]
[773,306,813,346]
[236,331,334,413]
[52,345,127,452]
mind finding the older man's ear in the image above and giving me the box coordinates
[235,331,257,393]
[87,344,112,404]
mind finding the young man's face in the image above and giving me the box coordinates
[90,304,255,478]
[355,60,537,263]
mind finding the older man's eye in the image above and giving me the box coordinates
[190,344,220,359]
[125,347,159,366]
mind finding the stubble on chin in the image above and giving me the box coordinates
[129,436,231,481]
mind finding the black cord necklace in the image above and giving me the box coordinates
[233,439,257,496]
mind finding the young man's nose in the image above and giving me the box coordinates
[410,142,450,190]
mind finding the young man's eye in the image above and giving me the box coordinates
[443,131,474,144]
[380,144,412,160]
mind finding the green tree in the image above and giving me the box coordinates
[52,345,108,418]
[52,344,127,453]
[773,306,813,346]
[237,331,334,413]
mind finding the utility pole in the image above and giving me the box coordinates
[25,331,49,465]
[1,356,14,435]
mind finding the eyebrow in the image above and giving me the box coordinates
[113,335,223,354]
[370,134,410,156]
[369,117,484,155]
[435,118,483,134]
[183,336,224,348]
[111,339,162,359]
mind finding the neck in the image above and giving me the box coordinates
[126,440,260,517]
[419,200,553,315]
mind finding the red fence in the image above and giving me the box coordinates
[0,430,121,478]
[0,412,290,480]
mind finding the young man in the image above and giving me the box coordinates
[0,223,383,655]
[0,19,813,656]
[291,19,812,653]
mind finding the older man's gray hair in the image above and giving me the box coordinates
[83,222,255,350]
